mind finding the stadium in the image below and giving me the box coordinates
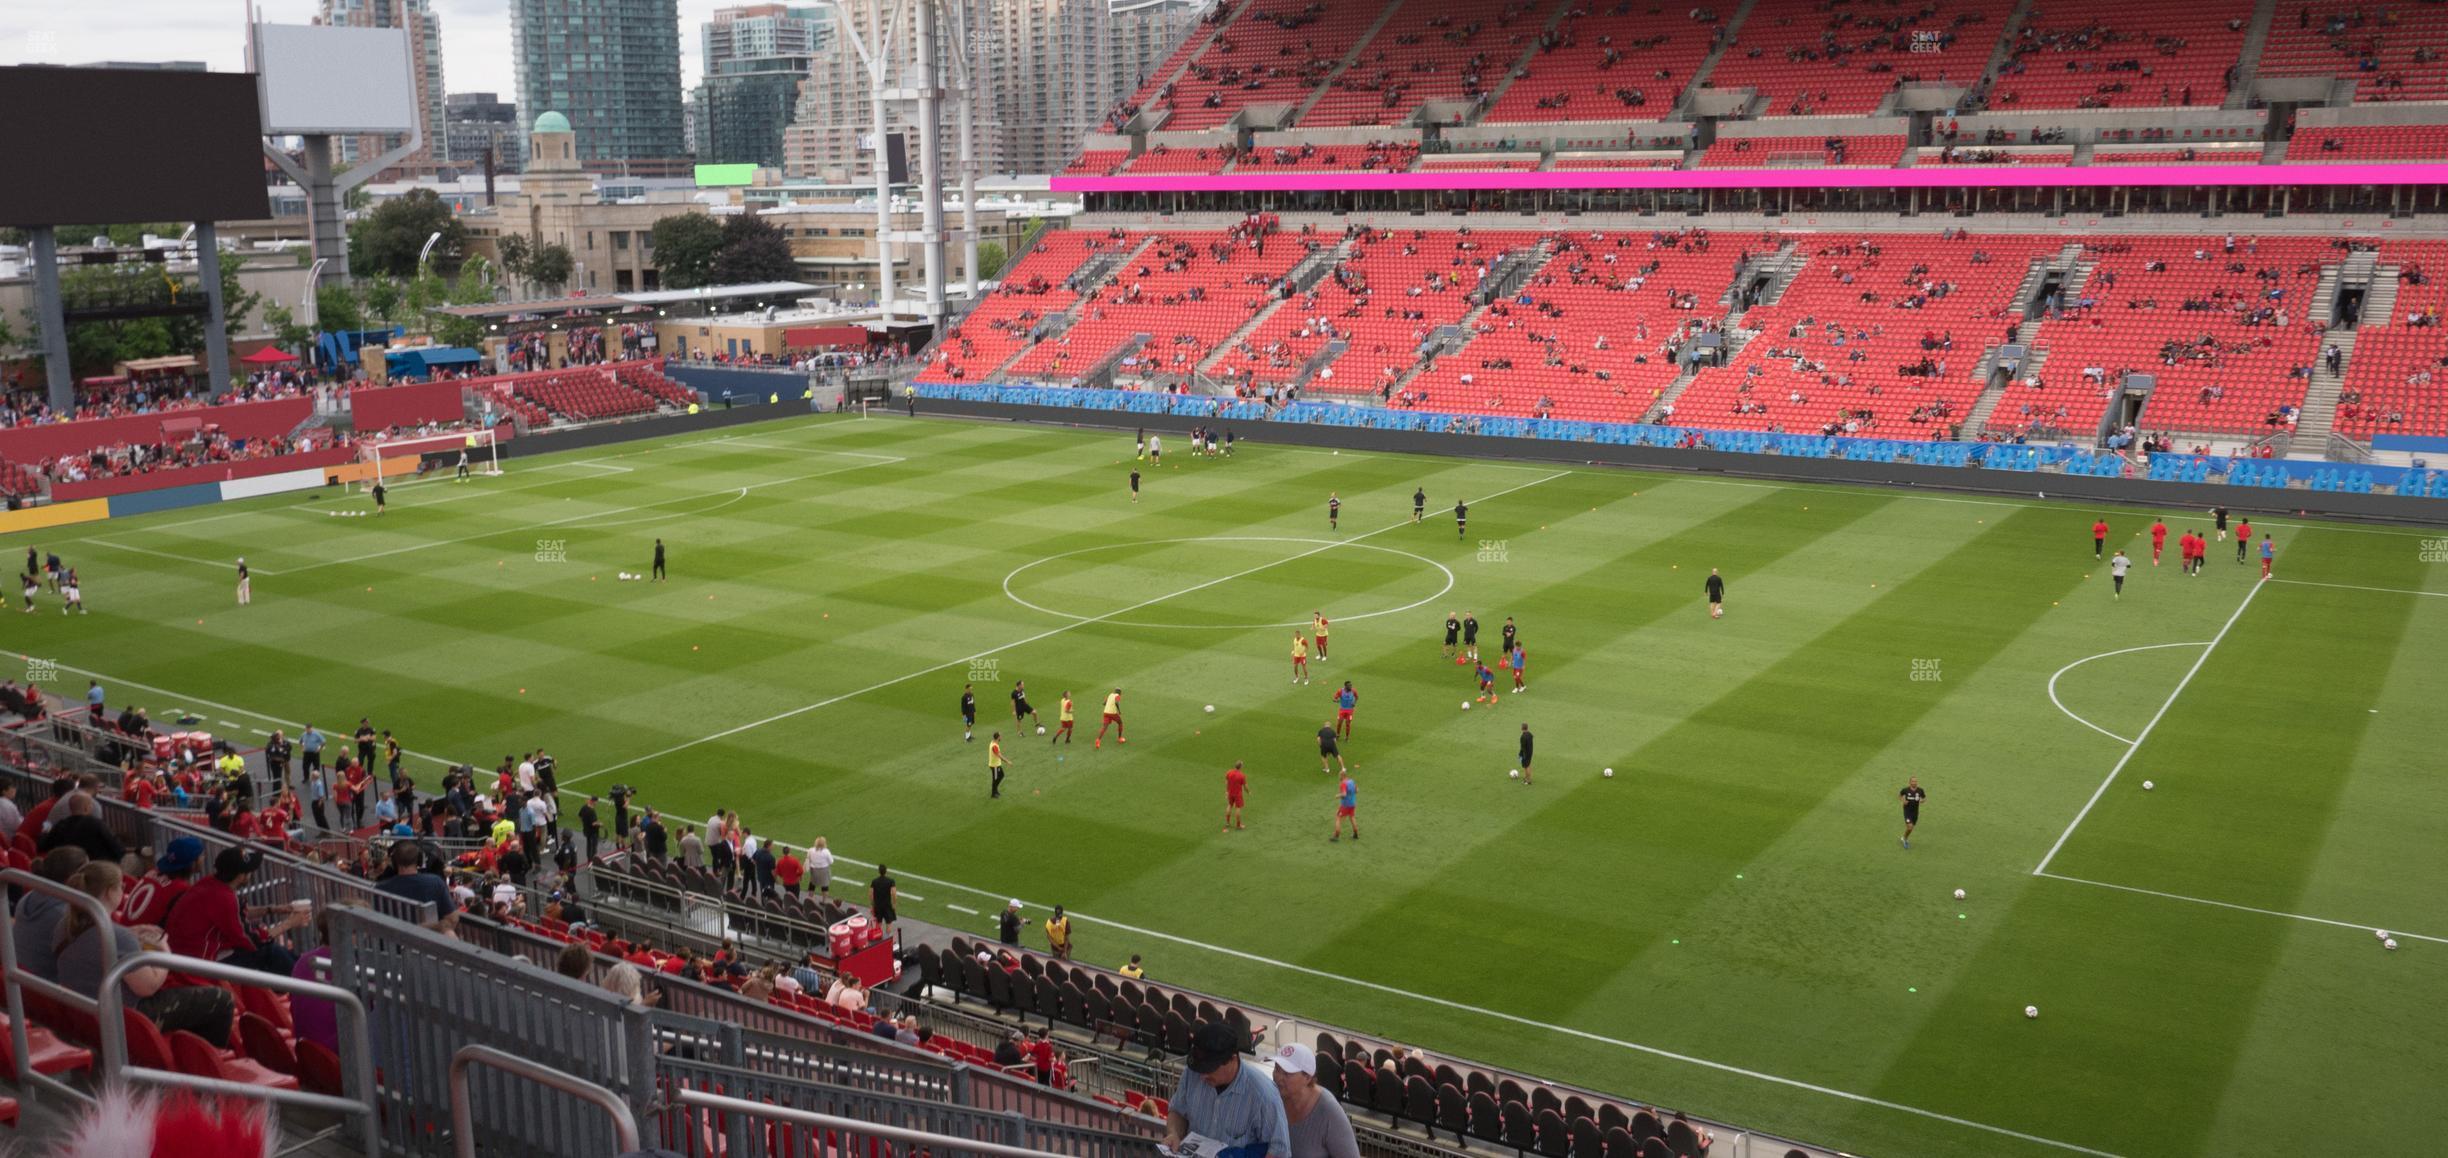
[1,2,2445,1157]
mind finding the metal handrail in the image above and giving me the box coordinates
[0,866,123,1109]
[670,1086,1073,1158]
[96,949,380,1158]
[450,1044,641,1158]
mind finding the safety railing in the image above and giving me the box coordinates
[450,1044,640,1158]
[96,949,380,1158]
[656,1056,1156,1158]
[0,867,120,1109]
[669,1086,1083,1158]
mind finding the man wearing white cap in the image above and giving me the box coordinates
[998,899,1023,947]
[1270,1043,1358,1158]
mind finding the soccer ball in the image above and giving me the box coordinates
[1035,726,1047,735]
[1710,607,1722,619]
[2024,1006,2039,1019]
[1508,769,1520,779]
[2376,929,2392,941]
[2142,780,2154,791]
[1602,768,1615,778]
[1461,701,1471,710]
[1953,889,1966,900]
[1204,705,1215,713]
[2384,938,2399,951]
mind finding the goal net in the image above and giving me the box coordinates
[351,428,503,491]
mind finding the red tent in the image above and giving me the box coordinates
[240,346,297,365]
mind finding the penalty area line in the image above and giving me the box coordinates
[2036,872,2447,947]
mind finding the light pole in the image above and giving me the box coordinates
[418,230,444,269]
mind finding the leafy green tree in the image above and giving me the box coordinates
[649,213,724,290]
[264,302,314,352]
[976,241,1008,281]
[427,258,498,349]
[496,233,532,287]
[349,188,468,278]
[316,284,367,334]
[360,276,404,326]
[710,213,796,286]
[527,243,575,295]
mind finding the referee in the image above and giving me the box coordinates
[1899,777,1926,849]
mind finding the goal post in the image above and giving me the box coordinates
[351,428,503,491]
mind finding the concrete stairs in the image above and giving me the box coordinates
[1469,0,1578,124]
[2225,0,2281,110]
[2365,265,2401,328]
[1384,242,1560,400]
[1671,0,1760,120]
[1964,346,2047,437]
[1973,0,2038,107]
[1195,239,1354,376]
[1125,1,1255,134]
[1286,0,1412,128]
[2287,329,2357,456]
[983,238,1154,379]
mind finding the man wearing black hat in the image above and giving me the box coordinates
[162,846,310,975]
[1166,1021,1290,1158]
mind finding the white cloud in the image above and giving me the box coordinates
[1,0,730,109]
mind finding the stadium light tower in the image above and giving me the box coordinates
[249,15,423,285]
[830,0,979,334]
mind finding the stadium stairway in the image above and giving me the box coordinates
[1193,239,1353,378]
[1387,240,1561,402]
[1467,0,1579,121]
[984,237,1157,381]
[1669,0,1758,119]
[2224,0,2282,110]
[2288,329,2357,457]
[1285,0,1409,129]
[1976,0,2042,103]
[1128,1,1252,134]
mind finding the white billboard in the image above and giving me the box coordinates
[251,23,419,135]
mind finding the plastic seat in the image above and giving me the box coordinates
[171,1029,300,1091]
[236,1012,299,1076]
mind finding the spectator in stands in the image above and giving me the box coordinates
[53,862,235,1041]
[602,961,659,1008]
[163,846,309,976]
[1122,953,1147,980]
[999,899,1024,946]
[555,941,593,981]
[36,791,123,864]
[117,837,202,926]
[751,833,777,898]
[774,843,804,896]
[373,837,458,929]
[870,865,898,933]
[1168,1021,1289,1158]
[12,846,90,981]
[679,824,705,869]
[827,973,869,1013]
[0,780,21,842]
[1270,1044,1360,1158]
[289,908,346,1055]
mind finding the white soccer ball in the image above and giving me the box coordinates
[2142,780,2154,791]
[1461,701,1471,710]
[1602,768,1615,778]
[2384,938,2399,951]
[1035,726,1047,735]
[2376,929,2391,941]
[1508,769,1520,779]
[2024,1006,2039,1019]
[1204,705,1215,713]
[1954,889,1967,901]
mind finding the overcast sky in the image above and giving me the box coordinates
[3,0,735,101]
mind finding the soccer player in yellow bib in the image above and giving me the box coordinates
[1095,688,1125,748]
[1050,692,1075,745]
[1290,633,1310,685]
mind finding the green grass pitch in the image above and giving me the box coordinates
[6,413,2444,1156]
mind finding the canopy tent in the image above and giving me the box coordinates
[117,355,201,376]
[240,346,298,365]
[382,346,484,381]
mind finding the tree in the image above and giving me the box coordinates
[316,284,367,334]
[428,258,498,349]
[264,302,314,353]
[349,188,467,279]
[217,252,262,338]
[976,241,1009,281]
[649,213,724,290]
[709,214,797,286]
[360,276,403,326]
[496,233,533,287]
[527,243,575,295]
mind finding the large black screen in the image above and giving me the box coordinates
[0,67,271,227]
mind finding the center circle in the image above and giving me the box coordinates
[1002,536,1456,630]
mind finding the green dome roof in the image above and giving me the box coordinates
[533,111,572,134]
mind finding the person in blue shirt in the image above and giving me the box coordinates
[1167,1022,1289,1158]
[1331,774,1358,843]
[1332,683,1357,740]
[299,725,326,776]
[84,681,104,720]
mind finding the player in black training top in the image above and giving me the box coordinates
[1517,723,1535,787]
[1442,611,1461,658]
[960,684,978,742]
[1454,499,1468,539]
[1898,777,1926,849]
[1129,469,1141,504]
[1705,568,1726,619]
[1461,612,1480,661]
[1317,722,1347,773]
[1500,617,1517,654]
[1412,487,1426,523]
[1328,492,1341,530]
[652,538,667,581]
[1011,680,1040,729]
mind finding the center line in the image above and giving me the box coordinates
[556,470,1571,788]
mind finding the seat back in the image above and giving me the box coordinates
[1372,1067,1403,1118]
[1536,1107,1572,1157]
[1402,1073,1437,1125]
[1570,1116,1606,1158]
[121,1009,175,1071]
[1342,1059,1376,1111]
[167,1028,229,1081]
[237,1012,298,1075]
[1467,1091,1503,1142]
[1502,1100,1538,1150]
[236,985,293,1033]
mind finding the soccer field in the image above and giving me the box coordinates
[6,413,2444,1156]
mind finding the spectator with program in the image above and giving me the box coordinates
[1167,1021,1290,1158]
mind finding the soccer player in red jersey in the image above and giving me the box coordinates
[2150,518,2168,565]
[2234,518,2253,563]
[2091,518,2109,559]
[1223,762,1248,832]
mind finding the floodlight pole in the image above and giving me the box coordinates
[946,0,981,298]
[27,227,73,413]
[195,223,234,397]
[913,0,948,332]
